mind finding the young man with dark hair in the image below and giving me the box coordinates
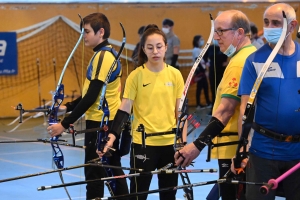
[47,12,128,199]
[162,18,180,69]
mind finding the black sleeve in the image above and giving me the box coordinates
[171,54,178,67]
[64,96,82,112]
[61,79,103,129]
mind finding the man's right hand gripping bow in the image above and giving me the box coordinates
[230,155,248,175]
[174,116,225,167]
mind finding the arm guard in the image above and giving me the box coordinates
[110,109,130,138]
[193,116,225,151]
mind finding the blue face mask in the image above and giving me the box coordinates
[223,33,239,57]
[212,39,219,46]
[263,27,282,44]
[223,44,236,57]
[199,40,205,47]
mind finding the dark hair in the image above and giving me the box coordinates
[162,18,174,27]
[81,13,110,39]
[138,26,145,35]
[193,35,202,48]
[137,24,167,66]
[250,22,258,34]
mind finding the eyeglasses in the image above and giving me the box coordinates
[144,45,165,53]
[214,28,237,36]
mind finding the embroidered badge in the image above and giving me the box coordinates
[164,82,173,86]
[228,78,238,88]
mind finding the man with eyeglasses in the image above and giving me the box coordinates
[174,10,256,200]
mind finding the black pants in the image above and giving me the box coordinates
[196,77,210,106]
[218,159,237,200]
[84,120,129,199]
[246,153,300,200]
[129,143,178,200]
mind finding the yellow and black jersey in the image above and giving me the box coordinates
[82,44,122,121]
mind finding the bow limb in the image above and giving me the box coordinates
[174,13,214,148]
[178,14,214,113]
[242,11,287,121]
[174,14,215,200]
[58,171,72,200]
[99,22,126,110]
[234,11,288,169]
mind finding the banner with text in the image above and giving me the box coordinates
[0,32,18,75]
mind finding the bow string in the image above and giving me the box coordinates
[96,22,126,196]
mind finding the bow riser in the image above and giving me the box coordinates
[49,84,64,125]
[97,100,117,195]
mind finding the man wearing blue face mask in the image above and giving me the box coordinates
[175,10,256,200]
[233,3,300,200]
[162,18,180,69]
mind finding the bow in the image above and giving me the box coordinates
[46,14,84,200]
[96,22,126,196]
[174,14,214,200]
[233,11,288,171]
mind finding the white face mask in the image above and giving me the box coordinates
[162,27,170,34]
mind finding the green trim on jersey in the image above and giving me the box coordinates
[221,94,241,102]
[211,45,256,159]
